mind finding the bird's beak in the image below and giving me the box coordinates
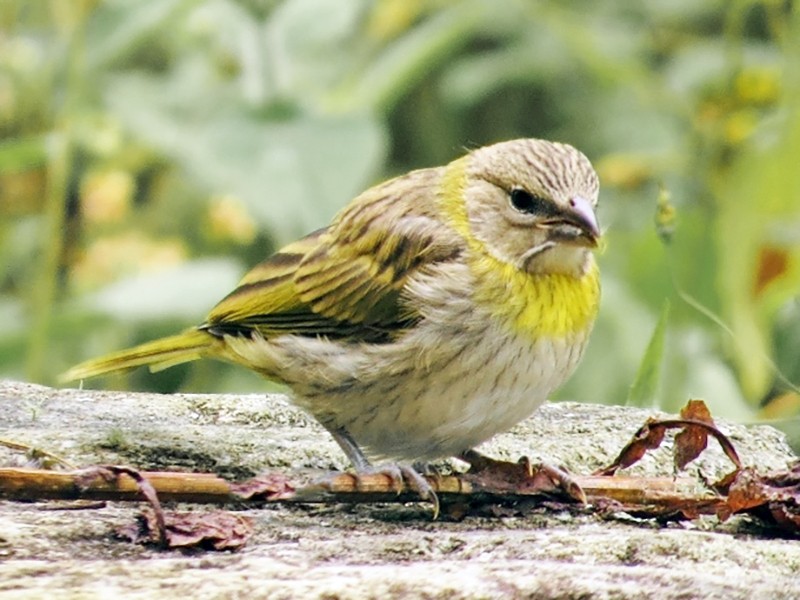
[542,195,600,248]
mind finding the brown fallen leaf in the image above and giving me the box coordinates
[593,417,666,476]
[674,399,714,471]
[718,462,800,534]
[76,465,255,550]
[117,509,253,551]
[723,468,772,515]
[595,400,741,476]
[459,451,587,504]
[76,465,168,547]
[230,473,295,501]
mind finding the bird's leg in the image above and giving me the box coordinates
[328,426,371,471]
[326,426,440,517]
[458,449,586,504]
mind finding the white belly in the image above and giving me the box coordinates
[335,333,584,460]
[235,318,589,461]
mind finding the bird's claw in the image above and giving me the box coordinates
[362,464,440,519]
[317,465,440,519]
[460,450,586,504]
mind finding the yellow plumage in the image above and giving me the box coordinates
[63,330,214,379]
[63,138,602,497]
[476,258,600,338]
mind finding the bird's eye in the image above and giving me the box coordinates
[509,188,547,215]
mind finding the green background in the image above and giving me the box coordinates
[2,0,800,446]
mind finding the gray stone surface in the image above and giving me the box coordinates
[1,379,799,599]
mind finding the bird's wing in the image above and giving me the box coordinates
[204,168,461,340]
[203,228,340,336]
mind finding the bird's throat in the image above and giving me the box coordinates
[471,255,600,339]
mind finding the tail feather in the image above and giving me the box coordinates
[60,329,215,382]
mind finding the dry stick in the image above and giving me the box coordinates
[0,438,76,470]
[0,468,235,503]
[2,413,738,515]
[0,467,720,515]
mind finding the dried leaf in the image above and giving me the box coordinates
[596,401,741,477]
[462,452,586,503]
[726,468,771,514]
[118,509,253,551]
[768,502,800,533]
[674,400,714,471]
[230,473,295,501]
[594,418,666,475]
[726,465,800,509]
[77,465,168,546]
[716,464,800,534]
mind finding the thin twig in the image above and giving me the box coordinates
[0,467,717,515]
[0,438,76,470]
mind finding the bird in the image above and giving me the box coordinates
[62,138,602,511]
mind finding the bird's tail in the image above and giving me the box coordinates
[60,329,214,382]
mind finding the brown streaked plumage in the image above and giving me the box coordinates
[63,138,602,510]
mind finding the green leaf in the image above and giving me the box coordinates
[327,1,487,113]
[0,134,47,171]
[85,0,188,69]
[627,299,670,407]
[104,71,387,243]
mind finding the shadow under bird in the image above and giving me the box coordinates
[63,138,603,512]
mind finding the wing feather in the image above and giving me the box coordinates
[203,167,463,341]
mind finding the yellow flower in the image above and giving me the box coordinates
[596,153,653,190]
[206,195,257,245]
[724,109,759,146]
[735,68,781,107]
[70,231,186,291]
[79,169,133,225]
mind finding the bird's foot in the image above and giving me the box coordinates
[316,464,440,518]
[322,427,439,515]
[360,464,440,518]
[459,449,586,504]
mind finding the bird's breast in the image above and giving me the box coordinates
[226,257,600,462]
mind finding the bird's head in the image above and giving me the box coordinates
[462,139,601,277]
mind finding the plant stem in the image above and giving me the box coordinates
[25,131,71,383]
[25,2,88,382]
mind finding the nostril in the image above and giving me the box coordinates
[568,198,576,207]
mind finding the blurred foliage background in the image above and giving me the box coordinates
[2,0,800,446]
